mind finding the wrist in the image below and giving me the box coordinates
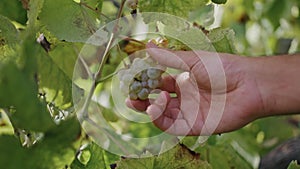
[245,54,300,117]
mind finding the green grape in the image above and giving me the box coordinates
[141,70,148,81]
[148,79,160,89]
[129,91,138,100]
[141,81,148,87]
[130,81,142,92]
[147,68,162,79]
[211,0,227,4]
[137,88,149,100]
[118,57,165,100]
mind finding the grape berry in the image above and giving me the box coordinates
[118,57,165,100]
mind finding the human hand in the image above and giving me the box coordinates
[126,42,266,136]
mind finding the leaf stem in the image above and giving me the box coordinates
[96,68,124,83]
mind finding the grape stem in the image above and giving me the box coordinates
[118,35,146,45]
[96,68,125,83]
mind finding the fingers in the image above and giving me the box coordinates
[146,42,200,71]
[125,98,150,112]
[146,91,171,121]
[159,75,177,92]
[126,96,180,111]
[125,75,177,111]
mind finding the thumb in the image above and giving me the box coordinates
[146,42,200,71]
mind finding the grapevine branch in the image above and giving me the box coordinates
[77,0,129,153]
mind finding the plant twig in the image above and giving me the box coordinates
[79,0,127,120]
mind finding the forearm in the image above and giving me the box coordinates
[246,53,300,117]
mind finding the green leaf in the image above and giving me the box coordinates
[86,143,119,169]
[156,21,213,51]
[0,15,18,46]
[207,28,237,53]
[37,50,82,108]
[288,161,300,169]
[0,31,56,132]
[196,143,253,169]
[139,0,209,18]
[264,0,288,29]
[81,0,103,10]
[48,42,79,79]
[70,142,119,169]
[27,0,44,27]
[0,15,18,62]
[0,118,80,169]
[188,4,215,27]
[116,144,212,169]
[35,37,84,108]
[0,0,27,24]
[44,117,81,145]
[0,63,54,131]
[39,0,99,42]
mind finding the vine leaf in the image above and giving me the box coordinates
[27,0,45,27]
[48,42,79,80]
[0,118,81,169]
[207,28,237,53]
[157,21,213,51]
[115,144,212,169]
[70,142,119,169]
[0,16,18,46]
[0,15,18,61]
[0,0,27,25]
[0,32,55,132]
[39,0,102,42]
[139,0,209,19]
[0,62,55,132]
[38,49,83,108]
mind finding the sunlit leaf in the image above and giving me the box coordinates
[39,0,100,42]
[116,144,212,169]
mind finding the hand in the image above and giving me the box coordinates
[126,42,266,136]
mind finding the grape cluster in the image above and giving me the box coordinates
[118,57,165,100]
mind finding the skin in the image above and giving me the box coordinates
[126,42,300,136]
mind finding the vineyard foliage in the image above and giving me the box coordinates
[0,0,300,169]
